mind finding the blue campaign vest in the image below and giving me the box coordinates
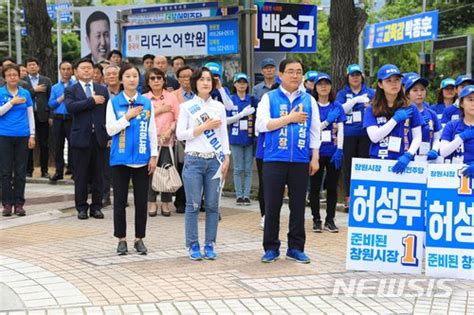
[263,89,313,163]
[110,93,152,166]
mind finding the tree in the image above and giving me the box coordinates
[329,0,368,91]
[22,0,54,80]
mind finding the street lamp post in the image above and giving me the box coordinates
[7,0,12,56]
[14,0,22,64]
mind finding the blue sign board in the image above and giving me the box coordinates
[47,3,72,23]
[365,10,438,49]
[425,164,474,280]
[346,158,427,274]
[123,18,239,58]
[254,2,317,53]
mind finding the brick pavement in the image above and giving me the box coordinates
[0,182,473,314]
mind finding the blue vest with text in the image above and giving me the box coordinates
[110,93,152,166]
[264,89,313,163]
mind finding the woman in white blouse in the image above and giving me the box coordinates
[176,67,230,261]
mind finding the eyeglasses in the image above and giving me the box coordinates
[149,76,163,81]
[284,70,303,76]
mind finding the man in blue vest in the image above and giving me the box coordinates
[256,58,321,264]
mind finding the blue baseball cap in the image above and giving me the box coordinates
[377,64,402,81]
[304,70,318,82]
[455,75,474,87]
[347,64,362,75]
[440,78,456,89]
[261,58,276,68]
[401,72,418,86]
[204,62,222,77]
[459,85,474,99]
[233,72,249,83]
[403,73,429,91]
[314,72,332,84]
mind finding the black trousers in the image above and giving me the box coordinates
[52,118,72,175]
[27,116,49,174]
[263,162,308,252]
[148,146,173,202]
[0,136,29,205]
[256,158,265,217]
[113,165,149,239]
[73,135,105,213]
[103,147,111,200]
[343,135,370,198]
[310,156,340,223]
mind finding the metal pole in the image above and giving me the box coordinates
[57,0,62,83]
[419,0,426,74]
[241,0,255,89]
[358,29,364,72]
[14,0,21,64]
[8,0,12,56]
[467,34,472,76]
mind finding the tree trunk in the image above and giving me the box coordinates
[22,0,55,80]
[329,0,368,91]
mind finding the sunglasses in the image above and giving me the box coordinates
[149,76,163,81]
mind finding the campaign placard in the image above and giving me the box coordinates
[425,164,474,280]
[346,158,427,274]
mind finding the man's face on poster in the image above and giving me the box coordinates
[86,19,110,62]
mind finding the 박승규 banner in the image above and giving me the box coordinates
[365,10,438,49]
[123,18,238,58]
[346,158,427,274]
[426,164,474,280]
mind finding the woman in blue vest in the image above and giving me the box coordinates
[176,67,230,261]
[441,75,474,125]
[431,78,456,120]
[335,64,374,211]
[403,73,442,161]
[309,73,346,233]
[0,63,35,217]
[105,64,158,255]
[440,85,474,169]
[363,64,422,173]
[226,73,256,205]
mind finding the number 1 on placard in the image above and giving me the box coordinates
[401,234,418,266]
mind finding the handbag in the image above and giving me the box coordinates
[152,145,182,193]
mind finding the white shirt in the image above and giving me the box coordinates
[256,86,321,149]
[78,80,94,96]
[176,95,231,155]
[105,92,158,168]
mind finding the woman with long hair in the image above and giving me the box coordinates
[431,78,456,120]
[143,68,180,217]
[176,67,230,261]
[363,64,422,173]
[106,64,157,255]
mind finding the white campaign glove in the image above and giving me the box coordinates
[357,94,370,104]
[239,105,255,118]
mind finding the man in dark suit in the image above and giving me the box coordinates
[65,58,109,220]
[24,57,52,178]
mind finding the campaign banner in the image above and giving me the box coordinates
[425,164,474,280]
[346,158,427,274]
[123,19,239,58]
[254,2,317,52]
[365,10,438,49]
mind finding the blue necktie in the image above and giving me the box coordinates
[85,83,92,97]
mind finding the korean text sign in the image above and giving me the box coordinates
[346,158,426,274]
[123,19,239,58]
[365,10,438,49]
[254,2,317,52]
[426,164,474,280]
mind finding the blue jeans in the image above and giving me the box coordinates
[183,154,221,248]
[231,144,253,198]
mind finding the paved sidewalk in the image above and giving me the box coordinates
[0,182,473,314]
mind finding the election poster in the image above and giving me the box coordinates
[346,158,427,274]
[426,164,474,280]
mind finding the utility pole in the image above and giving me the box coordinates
[14,0,21,64]
[8,0,12,56]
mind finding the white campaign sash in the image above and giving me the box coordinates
[185,100,225,180]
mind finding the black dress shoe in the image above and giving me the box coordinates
[134,239,147,255]
[102,198,112,207]
[117,240,128,255]
[65,169,72,175]
[77,211,88,220]
[90,209,104,219]
[49,174,64,182]
[41,172,50,178]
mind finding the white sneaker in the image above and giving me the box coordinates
[260,216,265,230]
